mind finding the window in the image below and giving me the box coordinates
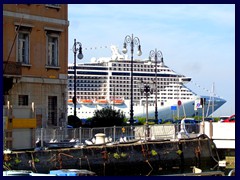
[18,95,28,106]
[47,35,58,66]
[45,29,61,68]
[17,26,31,64]
[48,96,57,126]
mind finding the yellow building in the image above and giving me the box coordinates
[3,4,69,149]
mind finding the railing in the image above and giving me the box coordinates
[35,123,200,146]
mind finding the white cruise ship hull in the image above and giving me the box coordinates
[67,96,226,120]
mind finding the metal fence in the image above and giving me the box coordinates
[35,123,200,146]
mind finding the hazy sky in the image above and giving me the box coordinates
[68,4,235,116]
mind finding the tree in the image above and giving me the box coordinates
[91,106,125,127]
[68,115,82,128]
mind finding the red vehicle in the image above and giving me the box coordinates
[221,114,235,122]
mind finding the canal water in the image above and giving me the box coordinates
[90,158,231,176]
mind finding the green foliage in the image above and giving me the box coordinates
[68,115,82,128]
[136,117,145,125]
[120,152,127,158]
[113,153,120,159]
[133,117,159,125]
[82,118,92,127]
[3,162,12,170]
[163,121,172,124]
[151,150,158,156]
[14,157,21,164]
[113,152,127,159]
[34,158,40,163]
[91,106,125,127]
[176,149,183,155]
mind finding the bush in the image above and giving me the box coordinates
[91,106,125,127]
[67,115,82,128]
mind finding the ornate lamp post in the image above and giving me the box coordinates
[149,49,163,123]
[138,79,154,139]
[122,34,142,125]
[72,39,83,118]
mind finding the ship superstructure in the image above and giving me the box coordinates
[67,46,226,119]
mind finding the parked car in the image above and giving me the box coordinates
[221,114,235,123]
[126,119,139,124]
[163,118,174,124]
[204,117,214,122]
[148,119,163,124]
[219,116,230,122]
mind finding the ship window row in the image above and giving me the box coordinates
[109,85,167,91]
[109,86,129,89]
[112,63,169,69]
[141,103,156,106]
[69,83,106,87]
[167,93,192,97]
[111,68,170,72]
[69,87,192,96]
[111,73,177,78]
[68,71,108,75]
[109,77,178,82]
[75,66,108,70]
[109,83,168,90]
[70,92,106,95]
[68,109,95,114]
[68,80,106,83]
[69,88,106,92]
[110,77,129,80]
[109,92,128,95]
[69,93,144,101]
[69,95,107,99]
[80,72,108,75]
[68,96,88,99]
[69,87,107,91]
[68,76,106,79]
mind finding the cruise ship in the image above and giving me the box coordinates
[67,46,226,120]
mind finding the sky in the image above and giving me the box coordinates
[68,4,235,117]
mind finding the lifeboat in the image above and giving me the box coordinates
[68,99,73,103]
[96,99,108,104]
[179,77,191,84]
[112,99,124,105]
[80,99,93,104]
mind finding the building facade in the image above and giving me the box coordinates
[3,4,69,148]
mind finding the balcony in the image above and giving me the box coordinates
[3,61,22,76]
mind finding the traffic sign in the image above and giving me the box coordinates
[178,100,182,106]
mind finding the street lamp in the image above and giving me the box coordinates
[138,79,154,139]
[149,49,163,123]
[122,34,142,125]
[72,39,83,118]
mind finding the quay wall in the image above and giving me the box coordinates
[203,122,235,149]
[3,138,219,176]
